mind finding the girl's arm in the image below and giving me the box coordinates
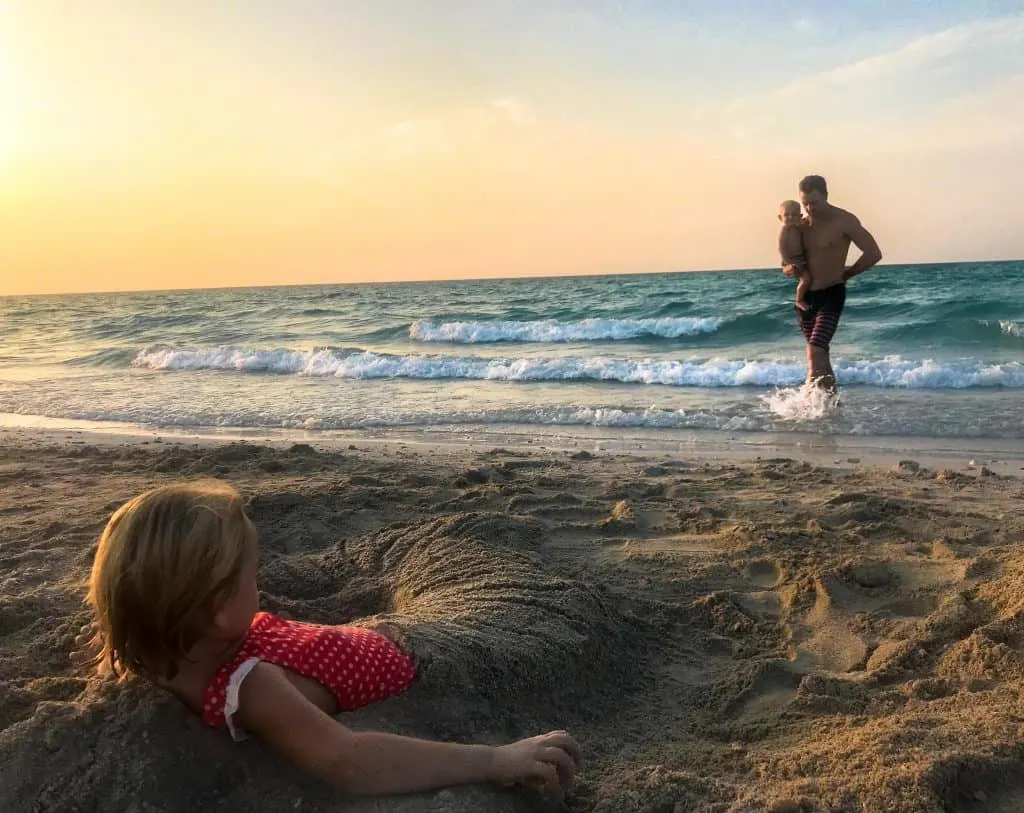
[235,661,580,799]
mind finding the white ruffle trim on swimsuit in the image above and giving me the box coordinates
[223,656,261,742]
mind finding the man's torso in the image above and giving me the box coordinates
[804,206,854,290]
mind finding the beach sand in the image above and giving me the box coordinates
[2,429,1024,812]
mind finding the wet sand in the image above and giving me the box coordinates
[2,429,1024,812]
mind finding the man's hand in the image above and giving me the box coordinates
[782,264,798,278]
[490,730,582,801]
[842,215,882,281]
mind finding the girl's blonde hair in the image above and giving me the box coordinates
[88,479,258,681]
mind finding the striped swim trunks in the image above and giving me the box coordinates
[797,283,846,350]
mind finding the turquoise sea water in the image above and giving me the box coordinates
[1,261,1022,440]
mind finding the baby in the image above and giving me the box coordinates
[74,480,580,800]
[778,199,810,311]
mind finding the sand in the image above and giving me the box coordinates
[2,429,1024,812]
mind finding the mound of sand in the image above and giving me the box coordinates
[2,439,1024,812]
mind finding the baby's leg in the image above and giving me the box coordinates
[795,275,810,311]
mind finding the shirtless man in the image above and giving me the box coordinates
[783,175,882,392]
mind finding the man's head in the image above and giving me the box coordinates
[778,200,802,226]
[798,175,828,217]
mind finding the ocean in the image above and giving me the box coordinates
[1,261,1022,447]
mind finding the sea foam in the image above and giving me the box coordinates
[132,346,1024,389]
[409,316,724,343]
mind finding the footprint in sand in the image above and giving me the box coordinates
[734,559,785,619]
[785,556,973,678]
[727,660,803,721]
[744,559,783,588]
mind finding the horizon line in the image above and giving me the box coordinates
[2,257,1020,299]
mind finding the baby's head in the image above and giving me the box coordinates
[778,200,803,226]
[88,480,260,681]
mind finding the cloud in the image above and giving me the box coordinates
[385,118,451,156]
[692,14,1024,152]
[487,96,536,128]
[775,14,1024,98]
[286,96,541,185]
[793,16,817,34]
[378,97,538,157]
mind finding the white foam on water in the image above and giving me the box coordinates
[762,383,840,421]
[1000,320,1024,338]
[131,346,1024,389]
[409,316,724,343]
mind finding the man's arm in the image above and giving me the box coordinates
[842,215,882,281]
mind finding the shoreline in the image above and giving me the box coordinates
[2,413,1023,478]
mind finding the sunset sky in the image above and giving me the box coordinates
[1,1,1022,295]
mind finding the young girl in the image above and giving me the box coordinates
[76,480,581,800]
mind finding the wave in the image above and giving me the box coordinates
[131,346,1024,389]
[408,316,725,343]
[999,320,1024,338]
[66,348,141,367]
[409,311,1024,347]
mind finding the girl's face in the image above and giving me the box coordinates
[214,547,261,641]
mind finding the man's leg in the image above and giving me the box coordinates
[808,345,836,391]
[807,308,841,391]
[797,307,817,385]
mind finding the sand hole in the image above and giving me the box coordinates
[730,662,802,721]
[735,590,783,619]
[745,559,783,588]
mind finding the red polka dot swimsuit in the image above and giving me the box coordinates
[202,611,417,740]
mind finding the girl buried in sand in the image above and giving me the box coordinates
[74,480,580,799]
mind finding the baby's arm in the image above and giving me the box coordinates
[236,661,580,799]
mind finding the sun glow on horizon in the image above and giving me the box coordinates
[0,3,1022,296]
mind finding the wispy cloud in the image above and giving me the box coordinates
[382,96,536,157]
[775,15,1024,97]
[696,14,1024,149]
[385,118,451,156]
[793,16,817,34]
[487,96,536,128]
[289,96,540,186]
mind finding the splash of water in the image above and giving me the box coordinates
[762,383,840,421]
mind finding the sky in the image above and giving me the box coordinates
[0,1,1022,295]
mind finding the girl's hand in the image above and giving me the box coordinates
[491,730,581,801]
[70,621,112,677]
